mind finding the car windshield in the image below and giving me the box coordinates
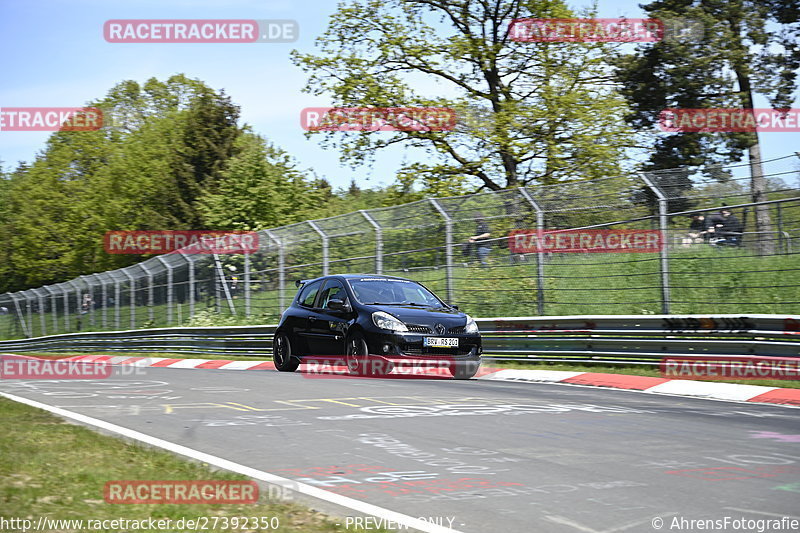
[347,278,444,307]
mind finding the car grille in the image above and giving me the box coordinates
[448,326,466,334]
[406,325,432,333]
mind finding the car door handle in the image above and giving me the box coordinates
[308,317,317,322]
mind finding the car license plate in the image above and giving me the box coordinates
[423,337,459,348]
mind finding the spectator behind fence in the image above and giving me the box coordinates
[467,213,492,266]
[683,213,712,245]
[708,208,743,246]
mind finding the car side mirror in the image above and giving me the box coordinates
[327,298,351,313]
[451,304,459,310]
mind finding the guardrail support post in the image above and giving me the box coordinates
[265,230,285,312]
[308,221,329,276]
[640,173,671,314]
[360,210,383,274]
[429,199,454,304]
[519,187,546,315]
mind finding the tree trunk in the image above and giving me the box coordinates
[731,16,774,255]
[747,140,774,255]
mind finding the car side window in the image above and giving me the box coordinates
[319,280,346,309]
[297,281,322,307]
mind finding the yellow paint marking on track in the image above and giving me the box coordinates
[271,400,322,410]
[225,402,268,411]
[162,402,240,414]
[312,399,363,407]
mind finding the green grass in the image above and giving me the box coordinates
[0,397,386,533]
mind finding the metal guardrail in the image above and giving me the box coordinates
[0,315,798,365]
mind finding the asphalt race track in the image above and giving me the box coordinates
[2,367,799,533]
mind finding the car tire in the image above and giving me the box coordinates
[345,332,393,376]
[452,359,480,380]
[345,332,370,375]
[273,333,300,372]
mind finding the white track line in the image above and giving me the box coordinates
[0,391,461,533]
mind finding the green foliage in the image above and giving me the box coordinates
[614,0,799,169]
[292,0,636,193]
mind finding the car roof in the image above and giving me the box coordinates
[296,273,414,286]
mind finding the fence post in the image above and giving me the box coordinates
[156,257,174,324]
[67,280,83,331]
[244,250,251,318]
[187,256,195,319]
[24,290,34,337]
[10,293,30,338]
[36,289,46,337]
[360,209,383,274]
[42,286,56,336]
[122,269,136,329]
[61,284,70,331]
[212,254,237,315]
[639,173,671,314]
[265,230,285,312]
[96,274,108,329]
[308,221,329,276]
[429,198,454,304]
[113,275,121,329]
[140,263,155,325]
[80,275,95,328]
[519,187,546,315]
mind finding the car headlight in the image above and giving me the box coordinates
[372,311,408,332]
[464,315,479,334]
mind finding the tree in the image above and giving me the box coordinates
[615,0,799,254]
[292,0,636,193]
[197,132,323,230]
[0,75,245,292]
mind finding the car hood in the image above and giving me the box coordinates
[366,304,466,323]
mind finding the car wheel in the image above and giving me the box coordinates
[273,333,300,372]
[345,332,370,375]
[452,359,480,380]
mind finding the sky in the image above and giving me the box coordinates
[1,0,798,191]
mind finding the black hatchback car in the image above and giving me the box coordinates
[272,274,482,379]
